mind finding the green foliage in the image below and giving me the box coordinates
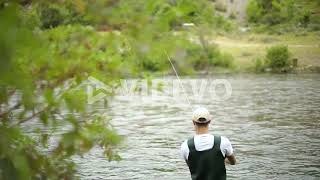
[23,0,233,32]
[0,4,123,179]
[252,45,292,73]
[246,0,317,32]
[246,0,263,23]
[183,43,234,71]
[18,0,93,29]
[104,0,232,32]
[206,47,233,69]
[216,52,234,68]
[0,125,77,179]
[265,45,290,69]
[298,9,311,28]
[39,4,65,29]
[0,0,235,179]
[254,58,265,72]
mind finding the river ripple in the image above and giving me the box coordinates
[75,74,320,180]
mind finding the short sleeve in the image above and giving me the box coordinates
[220,136,234,157]
[180,140,189,161]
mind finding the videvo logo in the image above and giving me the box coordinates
[77,76,232,105]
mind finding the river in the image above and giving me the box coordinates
[72,74,320,179]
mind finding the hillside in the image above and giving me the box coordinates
[209,0,320,72]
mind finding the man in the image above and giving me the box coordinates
[180,107,236,180]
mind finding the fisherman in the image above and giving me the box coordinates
[180,107,236,180]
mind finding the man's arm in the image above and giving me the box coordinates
[225,154,236,165]
[180,140,189,162]
[221,136,236,165]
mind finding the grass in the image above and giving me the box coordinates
[210,32,320,71]
[99,29,320,73]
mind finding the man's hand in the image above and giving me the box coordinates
[225,154,236,165]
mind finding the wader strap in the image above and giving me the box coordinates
[187,137,196,152]
[213,135,221,150]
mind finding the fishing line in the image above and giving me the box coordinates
[164,51,193,110]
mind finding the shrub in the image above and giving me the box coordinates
[35,1,92,29]
[186,43,234,70]
[0,5,123,179]
[254,58,265,72]
[20,4,41,29]
[212,15,234,32]
[206,46,234,68]
[185,44,208,70]
[265,45,290,69]
[298,9,311,28]
[213,52,234,68]
[141,57,162,72]
[246,0,314,31]
[261,12,285,25]
[246,0,263,23]
[39,4,65,29]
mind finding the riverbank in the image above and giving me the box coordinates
[205,32,320,73]
[41,24,320,76]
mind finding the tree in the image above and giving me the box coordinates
[246,0,310,27]
[246,0,263,23]
[0,1,234,179]
[0,4,122,179]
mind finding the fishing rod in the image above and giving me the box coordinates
[124,36,194,110]
[164,51,194,111]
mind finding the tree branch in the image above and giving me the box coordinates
[17,106,49,125]
[0,102,22,119]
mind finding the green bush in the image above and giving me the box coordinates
[261,12,285,26]
[192,45,233,70]
[39,5,65,29]
[33,1,93,29]
[298,9,311,28]
[184,44,207,70]
[211,51,234,68]
[141,57,162,72]
[0,5,123,179]
[254,58,265,72]
[246,0,314,31]
[20,4,41,29]
[246,0,263,23]
[265,45,290,69]
[126,31,234,73]
[0,1,236,179]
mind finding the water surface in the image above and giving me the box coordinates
[75,74,320,179]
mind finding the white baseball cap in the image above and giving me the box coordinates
[192,107,211,123]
